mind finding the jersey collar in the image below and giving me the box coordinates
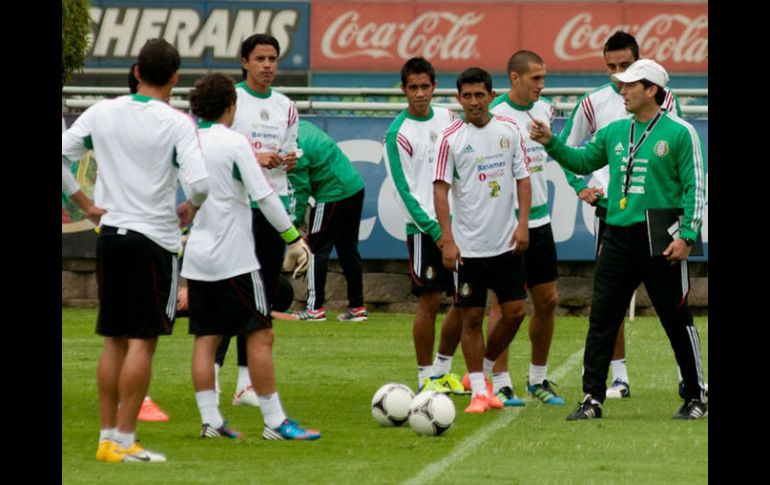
[504,93,535,111]
[237,81,272,99]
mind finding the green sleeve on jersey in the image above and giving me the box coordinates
[385,125,441,242]
[562,167,589,194]
[287,153,311,228]
[544,127,609,175]
[557,93,592,194]
[232,163,242,182]
[675,127,706,241]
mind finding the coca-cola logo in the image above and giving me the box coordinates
[321,10,482,61]
[554,13,708,64]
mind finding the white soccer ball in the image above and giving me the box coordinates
[408,391,456,436]
[371,383,415,427]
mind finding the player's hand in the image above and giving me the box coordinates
[578,187,605,206]
[530,120,552,144]
[257,152,284,169]
[440,239,462,271]
[282,238,312,278]
[281,151,298,171]
[510,225,529,254]
[176,286,189,311]
[83,205,107,226]
[176,200,199,228]
[662,238,691,263]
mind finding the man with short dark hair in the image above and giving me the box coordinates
[62,39,210,462]
[384,57,465,394]
[530,59,708,421]
[216,33,300,406]
[183,72,318,441]
[434,67,532,414]
[560,31,682,400]
[488,50,564,407]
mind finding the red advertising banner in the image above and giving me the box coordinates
[310,2,707,72]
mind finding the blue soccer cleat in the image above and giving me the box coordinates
[262,418,321,441]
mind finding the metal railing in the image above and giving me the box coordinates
[62,86,709,116]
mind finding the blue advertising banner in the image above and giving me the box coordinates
[86,0,310,70]
[62,114,708,262]
[302,115,708,261]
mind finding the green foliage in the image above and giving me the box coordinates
[62,311,707,483]
[62,0,91,87]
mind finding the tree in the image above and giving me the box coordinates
[62,0,91,87]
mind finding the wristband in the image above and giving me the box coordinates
[280,226,301,244]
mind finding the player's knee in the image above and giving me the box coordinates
[535,290,559,313]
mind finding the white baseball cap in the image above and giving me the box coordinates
[611,59,669,88]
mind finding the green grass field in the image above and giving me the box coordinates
[62,309,708,484]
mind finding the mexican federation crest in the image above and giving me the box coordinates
[654,140,669,157]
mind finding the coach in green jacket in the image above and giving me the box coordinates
[530,59,707,421]
[288,120,368,322]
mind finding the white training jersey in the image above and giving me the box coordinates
[383,106,456,241]
[561,82,680,192]
[231,83,298,201]
[489,94,554,228]
[61,94,208,253]
[181,123,275,281]
[434,116,530,258]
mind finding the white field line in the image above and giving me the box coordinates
[402,347,585,485]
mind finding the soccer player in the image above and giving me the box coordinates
[62,39,210,462]
[182,72,318,440]
[383,57,466,393]
[487,50,564,406]
[127,61,172,422]
[560,31,681,399]
[530,59,708,420]
[215,34,300,407]
[434,67,532,414]
[289,120,368,322]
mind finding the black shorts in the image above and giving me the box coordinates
[454,251,527,307]
[96,226,177,338]
[524,224,558,287]
[407,233,454,297]
[187,270,272,337]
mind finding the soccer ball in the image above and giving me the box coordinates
[408,391,456,436]
[371,383,415,427]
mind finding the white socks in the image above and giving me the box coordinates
[431,353,453,377]
[258,392,288,429]
[236,366,252,391]
[418,365,432,388]
[529,364,547,385]
[482,358,495,377]
[114,430,135,449]
[610,359,629,383]
[99,428,116,442]
[492,372,513,394]
[195,390,224,428]
[469,372,487,397]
